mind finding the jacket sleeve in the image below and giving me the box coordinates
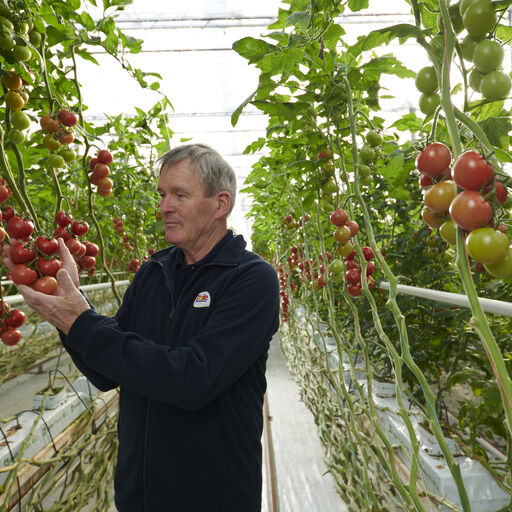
[58,283,136,392]
[64,260,280,410]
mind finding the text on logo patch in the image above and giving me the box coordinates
[194,291,211,308]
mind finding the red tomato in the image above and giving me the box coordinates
[71,220,89,237]
[55,210,72,227]
[37,258,62,277]
[40,114,59,133]
[11,264,38,285]
[6,309,25,328]
[79,255,96,269]
[0,184,10,203]
[346,220,359,236]
[416,142,452,178]
[11,241,36,264]
[2,205,14,222]
[484,180,508,205]
[452,150,494,190]
[347,283,362,297]
[362,246,374,261]
[7,216,34,239]
[54,226,72,242]
[33,276,58,295]
[1,328,21,346]
[366,261,376,276]
[419,174,434,188]
[89,157,99,170]
[345,269,361,284]
[97,149,113,164]
[345,260,359,270]
[92,163,110,179]
[58,109,78,127]
[37,236,59,255]
[84,241,99,257]
[66,238,82,257]
[449,190,493,231]
[330,208,348,227]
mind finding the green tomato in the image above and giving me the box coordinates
[322,180,338,195]
[439,220,457,245]
[460,0,482,16]
[0,32,14,50]
[419,93,440,115]
[60,149,77,163]
[366,130,383,147]
[480,70,512,101]
[28,30,41,46]
[469,68,485,92]
[473,40,504,73]
[463,1,496,38]
[460,34,483,62]
[415,66,438,94]
[48,153,66,169]
[13,20,29,35]
[358,163,371,178]
[13,44,31,62]
[8,128,25,145]
[484,246,512,278]
[359,145,376,163]
[11,110,30,131]
[466,227,509,264]
[0,16,14,31]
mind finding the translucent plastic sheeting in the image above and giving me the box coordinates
[264,334,348,512]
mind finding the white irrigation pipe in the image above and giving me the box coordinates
[3,280,130,306]
[379,281,512,318]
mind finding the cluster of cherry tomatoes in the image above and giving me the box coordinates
[0,299,25,347]
[331,208,360,258]
[278,263,290,322]
[415,0,508,115]
[2,70,31,145]
[113,216,124,234]
[89,149,114,197]
[418,141,512,277]
[40,109,78,169]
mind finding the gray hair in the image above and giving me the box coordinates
[157,143,237,214]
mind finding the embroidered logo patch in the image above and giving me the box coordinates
[193,291,211,308]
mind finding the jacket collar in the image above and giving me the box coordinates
[150,230,247,268]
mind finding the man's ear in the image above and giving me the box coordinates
[214,190,231,219]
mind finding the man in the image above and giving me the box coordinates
[5,144,280,512]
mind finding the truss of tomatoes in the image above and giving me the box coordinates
[329,208,377,297]
[3,211,99,298]
[417,142,512,277]
[88,149,114,197]
[0,301,26,347]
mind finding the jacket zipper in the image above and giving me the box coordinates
[141,259,237,509]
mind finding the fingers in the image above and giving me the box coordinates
[58,237,74,266]
[56,268,76,293]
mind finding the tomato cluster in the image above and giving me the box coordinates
[2,69,32,145]
[358,130,383,187]
[417,141,512,277]
[333,246,376,297]
[417,0,508,111]
[89,149,114,197]
[0,301,25,347]
[278,263,290,322]
[331,208,360,258]
[40,109,78,168]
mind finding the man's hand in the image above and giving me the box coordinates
[3,237,89,334]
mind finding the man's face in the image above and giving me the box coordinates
[157,159,220,254]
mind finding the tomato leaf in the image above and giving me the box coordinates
[348,0,369,11]
[322,23,345,50]
[232,37,273,64]
[348,24,428,57]
[477,117,512,150]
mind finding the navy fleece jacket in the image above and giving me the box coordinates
[60,232,280,512]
